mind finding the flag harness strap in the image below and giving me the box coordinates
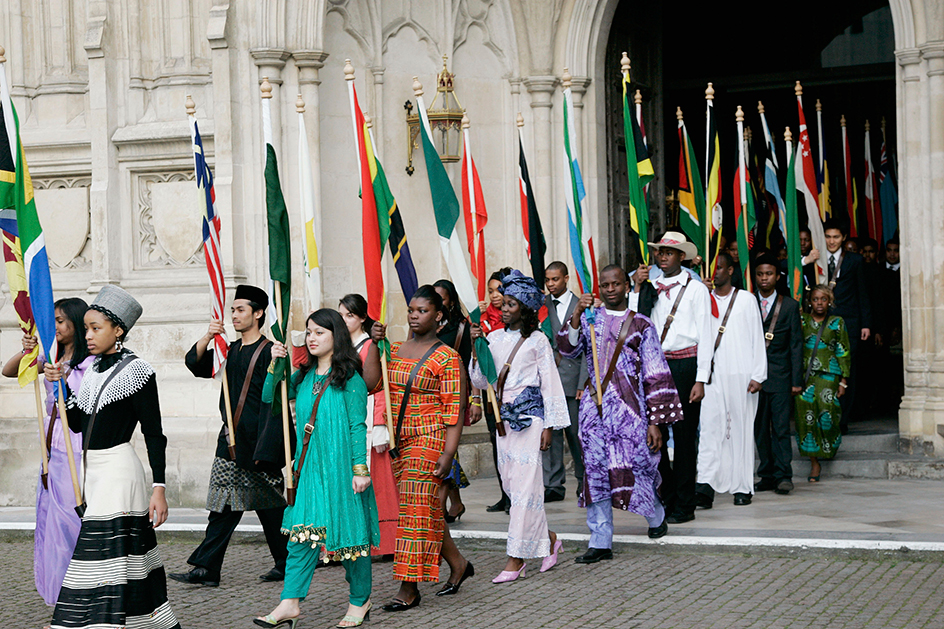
[593,313,634,415]
[390,341,444,459]
[225,339,271,460]
[495,335,528,430]
[803,318,830,386]
[827,251,844,289]
[293,372,335,487]
[708,289,739,385]
[764,295,784,348]
[660,282,689,344]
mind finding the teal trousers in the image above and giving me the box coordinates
[280,541,372,605]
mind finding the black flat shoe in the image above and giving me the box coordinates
[259,566,285,582]
[444,505,466,523]
[435,561,474,596]
[486,498,509,513]
[733,493,753,506]
[168,567,220,587]
[544,490,565,503]
[382,594,421,612]
[754,478,778,492]
[666,511,695,524]
[647,518,668,539]
[574,548,613,564]
[774,480,794,495]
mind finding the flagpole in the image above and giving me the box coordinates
[704,83,714,279]
[32,379,50,482]
[736,106,751,291]
[57,381,82,506]
[816,99,826,221]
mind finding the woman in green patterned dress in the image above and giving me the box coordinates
[255,308,379,629]
[796,285,851,482]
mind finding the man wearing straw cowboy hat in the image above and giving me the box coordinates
[170,285,290,587]
[629,231,713,525]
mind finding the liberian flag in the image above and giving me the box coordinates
[1,59,56,369]
[563,83,598,295]
[461,116,488,302]
[677,109,705,260]
[190,115,228,376]
[794,84,827,281]
[414,77,497,385]
[518,121,546,285]
[841,115,858,237]
[863,121,882,245]
[297,103,322,312]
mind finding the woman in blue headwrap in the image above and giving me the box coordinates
[470,270,569,583]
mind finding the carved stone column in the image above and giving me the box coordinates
[523,76,557,255]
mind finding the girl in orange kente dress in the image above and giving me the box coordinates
[368,285,474,612]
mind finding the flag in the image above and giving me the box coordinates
[636,90,650,199]
[368,124,419,305]
[262,92,291,405]
[414,80,497,385]
[841,115,858,237]
[190,116,228,377]
[563,84,598,295]
[795,85,827,281]
[784,137,803,302]
[461,118,488,302]
[705,91,723,276]
[863,122,882,245]
[622,58,654,264]
[1,65,56,372]
[734,112,755,292]
[676,109,705,259]
[815,100,831,221]
[297,106,321,312]
[759,103,786,243]
[518,124,546,284]
[879,129,898,245]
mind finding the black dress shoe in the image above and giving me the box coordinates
[574,548,613,564]
[486,498,509,513]
[435,561,474,596]
[774,480,794,495]
[666,511,695,524]
[754,478,778,492]
[382,594,421,612]
[733,493,753,506]
[259,566,285,582]
[694,494,713,510]
[544,490,565,503]
[168,567,220,587]
[647,518,668,539]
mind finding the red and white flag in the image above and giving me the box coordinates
[794,83,827,281]
[461,117,488,302]
[863,121,882,244]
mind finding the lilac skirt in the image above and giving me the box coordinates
[35,448,82,606]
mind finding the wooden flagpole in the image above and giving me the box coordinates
[588,320,603,406]
[32,379,49,482]
[56,379,82,505]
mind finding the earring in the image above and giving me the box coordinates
[115,336,123,351]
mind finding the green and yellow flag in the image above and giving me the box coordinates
[621,53,654,264]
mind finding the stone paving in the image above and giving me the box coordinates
[7,538,944,629]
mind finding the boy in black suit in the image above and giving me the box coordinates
[752,256,803,495]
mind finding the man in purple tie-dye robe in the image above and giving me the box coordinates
[557,265,682,562]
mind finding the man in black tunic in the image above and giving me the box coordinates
[170,285,289,586]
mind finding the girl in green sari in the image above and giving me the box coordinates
[796,285,851,482]
[256,309,379,629]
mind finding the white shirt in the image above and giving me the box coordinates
[886,261,900,271]
[550,291,574,325]
[630,272,713,382]
[640,264,701,285]
[759,293,775,319]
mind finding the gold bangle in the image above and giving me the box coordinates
[353,464,369,477]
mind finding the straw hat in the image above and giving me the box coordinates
[647,231,698,260]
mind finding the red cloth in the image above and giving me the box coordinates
[664,345,698,360]
[481,304,504,335]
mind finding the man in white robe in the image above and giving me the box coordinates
[696,252,767,507]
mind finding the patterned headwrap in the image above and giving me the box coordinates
[500,269,543,312]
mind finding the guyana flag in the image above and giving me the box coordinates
[676,109,705,259]
[621,56,654,264]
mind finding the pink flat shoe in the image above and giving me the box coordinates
[491,563,526,583]
[540,539,563,573]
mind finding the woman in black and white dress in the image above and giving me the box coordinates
[48,285,180,629]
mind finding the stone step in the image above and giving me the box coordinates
[790,430,899,457]
[787,452,944,480]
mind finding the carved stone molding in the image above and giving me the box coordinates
[33,176,92,270]
[134,171,203,269]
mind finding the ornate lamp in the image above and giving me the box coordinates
[404,55,464,175]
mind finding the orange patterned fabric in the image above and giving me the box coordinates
[387,342,461,582]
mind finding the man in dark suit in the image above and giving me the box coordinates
[877,238,903,412]
[752,255,803,495]
[822,219,872,432]
[855,237,884,419]
[543,261,587,502]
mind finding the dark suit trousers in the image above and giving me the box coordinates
[485,407,510,503]
[839,323,860,429]
[755,389,794,482]
[188,505,288,575]
[543,396,584,497]
[659,357,700,516]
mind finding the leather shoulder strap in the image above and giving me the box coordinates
[81,354,136,500]
[594,314,634,412]
[764,295,784,348]
[660,282,689,344]
[496,335,528,402]
[231,339,271,432]
[804,316,830,385]
[453,320,466,352]
[707,289,739,384]
[390,341,444,457]
[292,372,334,485]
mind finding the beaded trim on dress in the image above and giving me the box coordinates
[76,351,154,414]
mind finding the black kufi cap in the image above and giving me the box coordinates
[235,284,269,310]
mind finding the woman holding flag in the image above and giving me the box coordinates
[368,285,474,611]
[2,298,91,608]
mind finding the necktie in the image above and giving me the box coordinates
[656,281,679,298]
[553,299,560,306]
[761,299,769,320]
[828,255,836,281]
